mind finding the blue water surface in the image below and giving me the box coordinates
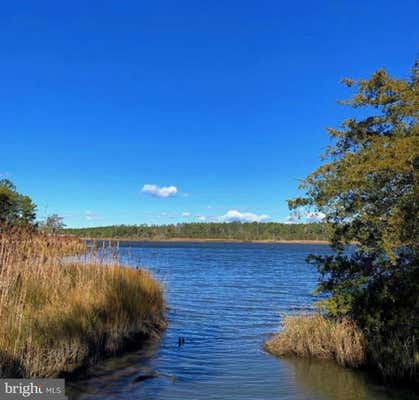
[68,242,414,400]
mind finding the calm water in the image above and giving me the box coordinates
[68,242,414,400]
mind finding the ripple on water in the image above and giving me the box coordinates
[68,242,414,400]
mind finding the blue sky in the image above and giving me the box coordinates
[1,1,418,227]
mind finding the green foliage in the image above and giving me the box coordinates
[40,214,66,233]
[290,64,419,383]
[63,221,329,241]
[0,179,37,226]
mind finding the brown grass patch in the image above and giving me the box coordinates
[264,313,365,368]
[0,227,165,378]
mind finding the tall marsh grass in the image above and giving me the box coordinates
[0,227,165,378]
[264,314,365,368]
[265,313,418,386]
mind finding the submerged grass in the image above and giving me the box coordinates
[0,227,166,378]
[265,313,418,387]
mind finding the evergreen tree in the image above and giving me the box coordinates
[289,64,418,383]
[0,179,37,226]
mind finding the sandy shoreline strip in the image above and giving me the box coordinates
[81,237,330,245]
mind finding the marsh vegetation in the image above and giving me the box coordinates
[0,228,165,378]
[267,65,418,388]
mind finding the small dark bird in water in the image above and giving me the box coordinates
[178,336,186,347]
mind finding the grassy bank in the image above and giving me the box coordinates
[0,228,166,378]
[265,314,418,387]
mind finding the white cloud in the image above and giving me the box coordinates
[284,214,297,224]
[220,209,270,223]
[283,211,326,224]
[196,215,206,222]
[305,211,326,222]
[85,211,101,221]
[182,212,191,217]
[141,184,178,198]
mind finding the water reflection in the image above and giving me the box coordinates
[67,337,162,399]
[283,357,416,400]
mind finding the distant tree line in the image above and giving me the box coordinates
[62,222,329,241]
[0,179,327,241]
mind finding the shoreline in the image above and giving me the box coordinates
[0,231,166,379]
[80,237,330,245]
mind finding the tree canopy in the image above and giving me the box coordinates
[289,64,418,383]
[39,213,66,234]
[0,179,37,226]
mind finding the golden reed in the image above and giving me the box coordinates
[264,313,365,368]
[0,226,165,378]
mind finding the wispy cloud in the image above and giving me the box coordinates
[196,215,206,222]
[182,212,191,217]
[220,209,270,223]
[283,211,326,224]
[305,211,326,222]
[283,214,297,224]
[141,184,178,198]
[85,210,102,221]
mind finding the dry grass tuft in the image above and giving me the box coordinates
[0,227,165,378]
[264,313,365,368]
